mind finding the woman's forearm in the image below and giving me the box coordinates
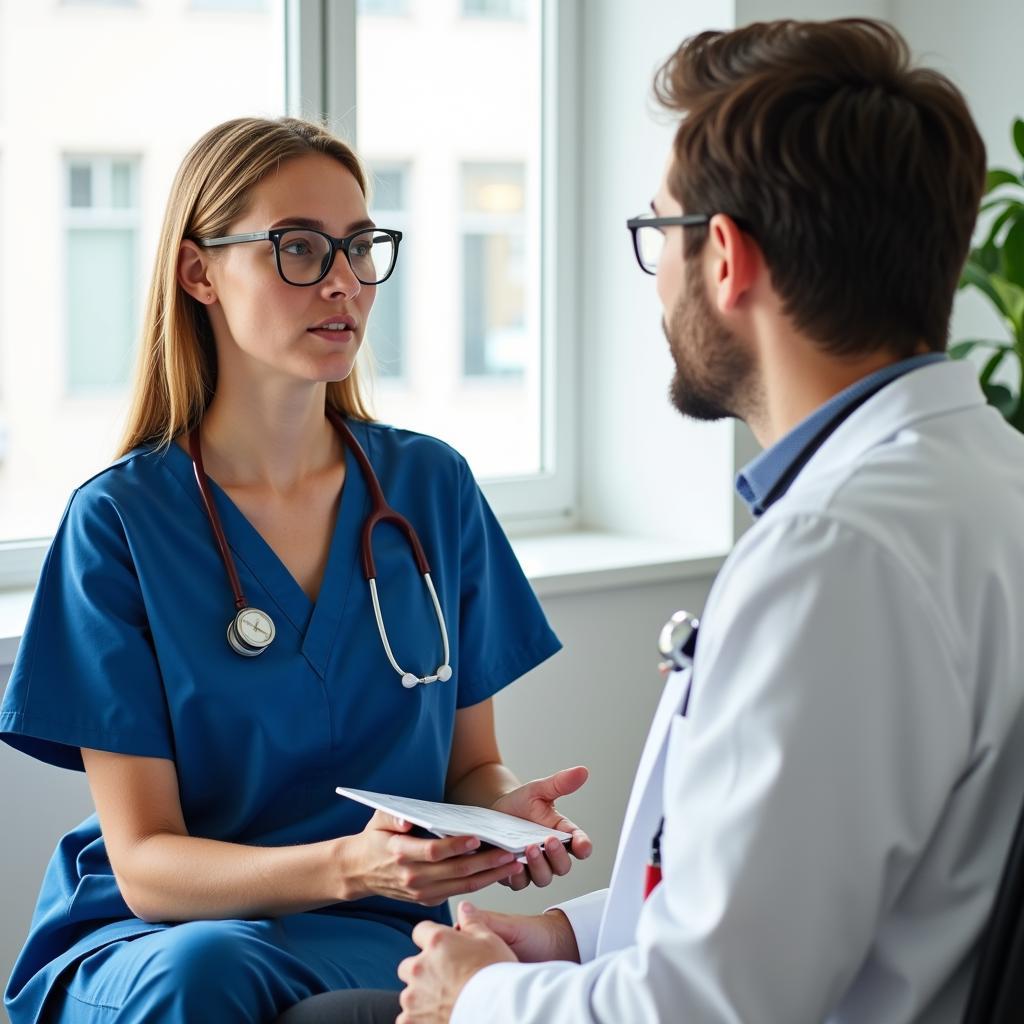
[116,832,355,923]
[446,760,521,809]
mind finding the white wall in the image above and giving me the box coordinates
[892,0,1024,353]
[577,0,735,553]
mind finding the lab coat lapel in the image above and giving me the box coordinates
[597,667,691,955]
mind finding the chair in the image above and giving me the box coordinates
[961,791,1024,1023]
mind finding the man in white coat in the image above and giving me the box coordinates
[303,17,1024,1024]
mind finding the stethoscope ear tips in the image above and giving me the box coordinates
[437,664,453,682]
[401,673,419,689]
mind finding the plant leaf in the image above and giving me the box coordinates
[980,347,1008,385]
[1003,216,1024,285]
[977,240,1000,274]
[948,339,1012,359]
[981,204,1024,251]
[960,260,1010,317]
[987,168,1022,193]
[990,275,1024,335]
[1014,118,1024,162]
[980,197,1024,214]
[983,382,1017,419]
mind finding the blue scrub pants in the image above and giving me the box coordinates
[39,916,410,1023]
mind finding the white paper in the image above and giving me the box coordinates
[336,787,573,860]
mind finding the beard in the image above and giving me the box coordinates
[664,267,756,422]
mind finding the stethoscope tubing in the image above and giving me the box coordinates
[189,411,451,685]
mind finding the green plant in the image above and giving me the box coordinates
[952,117,1024,432]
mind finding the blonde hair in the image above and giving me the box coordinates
[117,116,374,457]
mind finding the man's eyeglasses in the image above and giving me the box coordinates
[626,214,710,275]
[196,226,403,287]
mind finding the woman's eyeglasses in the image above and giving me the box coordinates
[196,226,403,286]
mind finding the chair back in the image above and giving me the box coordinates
[961,791,1024,1022]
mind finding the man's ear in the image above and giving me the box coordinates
[707,213,759,314]
[177,240,216,305]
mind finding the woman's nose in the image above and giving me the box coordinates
[320,249,362,299]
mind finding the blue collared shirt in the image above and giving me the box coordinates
[736,353,948,517]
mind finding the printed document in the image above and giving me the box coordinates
[336,787,572,860]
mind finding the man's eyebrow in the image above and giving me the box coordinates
[269,216,377,233]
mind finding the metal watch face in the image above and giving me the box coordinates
[235,607,275,648]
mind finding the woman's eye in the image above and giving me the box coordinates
[350,242,372,258]
[282,241,312,256]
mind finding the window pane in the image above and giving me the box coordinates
[463,233,526,376]
[110,161,133,208]
[463,0,526,19]
[367,164,407,379]
[357,1,542,479]
[67,229,136,392]
[69,164,92,207]
[357,0,407,15]
[0,0,285,542]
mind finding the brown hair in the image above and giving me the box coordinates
[117,116,373,457]
[653,18,986,357]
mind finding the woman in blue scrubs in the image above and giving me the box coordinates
[0,116,587,1023]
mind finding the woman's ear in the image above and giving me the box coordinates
[177,240,216,305]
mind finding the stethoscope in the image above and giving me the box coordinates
[188,409,452,688]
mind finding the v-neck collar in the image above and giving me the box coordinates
[161,420,371,679]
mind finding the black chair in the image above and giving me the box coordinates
[961,791,1024,1023]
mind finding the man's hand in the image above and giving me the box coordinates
[452,902,580,963]
[490,766,593,889]
[397,907,517,1024]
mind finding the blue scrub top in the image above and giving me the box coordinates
[0,418,561,1018]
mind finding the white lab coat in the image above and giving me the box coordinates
[453,360,1024,1024]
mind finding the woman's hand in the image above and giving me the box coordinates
[489,766,592,890]
[339,810,525,906]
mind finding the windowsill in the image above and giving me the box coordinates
[0,532,727,668]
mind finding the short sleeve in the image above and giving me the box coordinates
[0,486,174,771]
[453,458,561,707]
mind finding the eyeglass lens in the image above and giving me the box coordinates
[635,223,664,273]
[277,229,396,285]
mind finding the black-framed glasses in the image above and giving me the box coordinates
[196,226,403,286]
[626,214,710,275]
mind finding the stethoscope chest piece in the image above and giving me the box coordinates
[658,609,700,675]
[227,606,276,657]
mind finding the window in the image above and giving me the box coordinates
[190,0,267,10]
[357,0,407,15]
[461,162,526,377]
[366,165,409,378]
[0,0,285,550]
[356,0,551,484]
[0,0,579,583]
[65,157,140,394]
[462,0,526,19]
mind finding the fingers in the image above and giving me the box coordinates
[569,828,593,860]
[427,858,526,903]
[389,832,480,864]
[411,919,447,952]
[529,765,590,802]
[370,809,413,833]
